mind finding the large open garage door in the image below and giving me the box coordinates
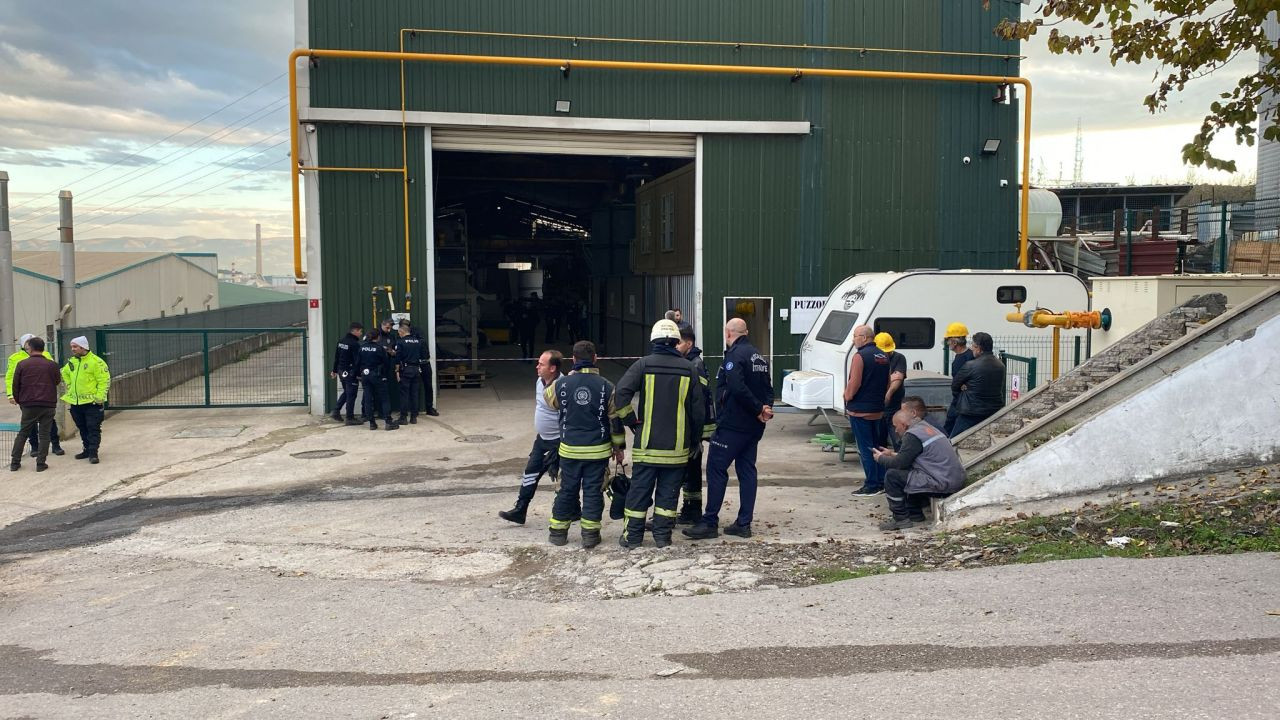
[427,127,696,397]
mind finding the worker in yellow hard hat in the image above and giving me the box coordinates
[875,332,908,449]
[942,322,973,435]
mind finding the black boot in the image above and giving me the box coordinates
[409,415,418,424]
[682,522,720,540]
[396,415,408,425]
[425,408,439,417]
[581,529,601,549]
[548,528,569,546]
[345,418,363,426]
[652,515,675,548]
[385,420,400,431]
[676,502,701,526]
[618,517,645,550]
[499,498,531,525]
[330,411,343,422]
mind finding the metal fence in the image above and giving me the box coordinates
[97,328,308,409]
[946,334,1087,391]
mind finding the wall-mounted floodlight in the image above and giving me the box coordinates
[555,100,571,113]
[982,139,1001,155]
[117,298,132,314]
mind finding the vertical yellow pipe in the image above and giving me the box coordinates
[1016,80,1032,270]
[400,32,412,311]
[1051,325,1061,381]
[289,49,304,281]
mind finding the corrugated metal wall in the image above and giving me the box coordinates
[316,124,428,409]
[308,0,1023,388]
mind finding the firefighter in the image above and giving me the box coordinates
[684,318,774,540]
[394,320,427,425]
[330,322,363,425]
[544,341,626,548]
[498,350,563,524]
[675,325,714,525]
[613,319,705,549]
[358,328,398,431]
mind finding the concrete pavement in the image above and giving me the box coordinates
[1,398,1277,717]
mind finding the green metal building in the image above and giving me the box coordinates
[296,0,1024,412]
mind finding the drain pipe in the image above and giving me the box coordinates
[0,171,15,353]
[58,190,76,329]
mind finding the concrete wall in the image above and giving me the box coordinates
[946,311,1280,524]
[109,330,297,407]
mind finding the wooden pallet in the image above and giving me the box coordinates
[438,368,487,389]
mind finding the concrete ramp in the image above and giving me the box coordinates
[939,286,1280,528]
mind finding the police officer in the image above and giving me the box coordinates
[330,322,363,425]
[675,325,714,525]
[613,319,704,549]
[393,320,429,425]
[378,317,399,418]
[544,341,625,548]
[358,328,399,431]
[684,318,773,540]
[498,349,563,524]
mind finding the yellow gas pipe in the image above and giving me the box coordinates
[289,48,1036,288]
[1005,305,1112,381]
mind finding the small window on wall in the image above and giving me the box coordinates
[638,201,653,254]
[997,285,1027,304]
[815,311,859,345]
[660,193,676,252]
[873,318,935,349]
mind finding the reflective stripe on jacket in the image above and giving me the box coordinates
[60,351,111,406]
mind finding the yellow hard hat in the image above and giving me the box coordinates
[944,322,969,339]
[874,332,896,353]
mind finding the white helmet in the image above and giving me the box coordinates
[650,319,681,341]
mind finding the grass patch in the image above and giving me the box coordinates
[807,564,921,584]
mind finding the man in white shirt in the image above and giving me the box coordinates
[498,349,563,525]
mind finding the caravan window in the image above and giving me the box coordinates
[997,285,1027,304]
[873,318,935,349]
[815,311,859,344]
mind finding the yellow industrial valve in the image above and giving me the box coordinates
[1004,304,1113,382]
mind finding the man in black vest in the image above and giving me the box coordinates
[543,341,626,548]
[330,322,364,425]
[843,324,891,496]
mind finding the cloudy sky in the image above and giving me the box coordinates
[0,1,1262,274]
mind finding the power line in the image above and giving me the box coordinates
[6,72,286,214]
[74,142,291,238]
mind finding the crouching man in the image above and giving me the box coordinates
[871,408,965,531]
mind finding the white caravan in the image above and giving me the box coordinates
[783,270,1091,410]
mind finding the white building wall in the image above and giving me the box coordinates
[73,256,219,326]
[13,273,60,336]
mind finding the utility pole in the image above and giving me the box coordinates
[0,171,15,352]
[1073,118,1084,186]
[59,191,76,328]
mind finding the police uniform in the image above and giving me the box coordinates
[678,345,715,524]
[688,334,773,538]
[394,330,426,424]
[544,363,625,547]
[498,372,562,524]
[613,321,705,548]
[377,325,399,417]
[330,331,361,422]
[358,336,397,430]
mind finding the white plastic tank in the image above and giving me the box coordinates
[1026,188,1064,237]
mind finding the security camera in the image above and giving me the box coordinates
[304,124,317,134]
[1000,179,1009,188]
[962,156,972,166]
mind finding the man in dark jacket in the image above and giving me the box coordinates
[358,328,399,431]
[613,319,705,549]
[949,331,1006,437]
[684,318,774,540]
[544,341,626,548]
[843,324,891,496]
[873,410,965,530]
[675,325,714,525]
[9,337,62,472]
[330,322,363,425]
[943,322,974,435]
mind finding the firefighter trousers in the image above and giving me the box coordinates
[550,457,607,532]
[623,463,685,542]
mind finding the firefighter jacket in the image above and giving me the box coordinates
[60,351,111,406]
[331,332,361,377]
[613,343,705,465]
[544,365,625,460]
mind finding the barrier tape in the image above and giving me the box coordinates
[431,353,802,363]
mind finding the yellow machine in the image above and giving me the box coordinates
[1005,304,1113,381]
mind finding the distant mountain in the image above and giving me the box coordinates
[18,235,295,276]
